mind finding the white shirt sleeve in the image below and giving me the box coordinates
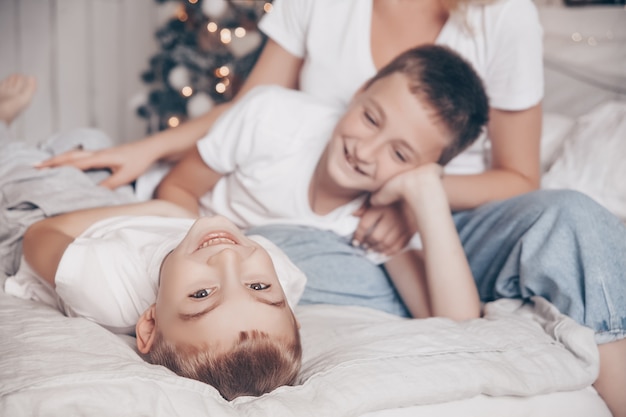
[484,0,544,110]
[196,86,276,175]
[258,0,313,58]
[54,216,185,334]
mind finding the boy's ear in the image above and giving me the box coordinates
[136,304,158,354]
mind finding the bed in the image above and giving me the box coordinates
[1,3,624,416]
[0,282,610,417]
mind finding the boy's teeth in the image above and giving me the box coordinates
[200,237,236,248]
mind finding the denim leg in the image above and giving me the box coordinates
[247,224,410,317]
[455,189,626,344]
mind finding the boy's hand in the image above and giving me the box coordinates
[368,163,444,236]
[370,163,443,208]
[352,203,412,255]
[352,164,444,254]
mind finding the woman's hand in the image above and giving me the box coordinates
[36,141,157,189]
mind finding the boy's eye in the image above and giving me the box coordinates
[190,288,212,299]
[249,283,270,291]
[394,148,407,162]
[364,111,377,126]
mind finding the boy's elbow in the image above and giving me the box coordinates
[22,221,41,252]
[154,179,178,201]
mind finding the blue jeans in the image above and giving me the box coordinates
[249,190,626,344]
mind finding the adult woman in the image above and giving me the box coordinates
[40,0,542,253]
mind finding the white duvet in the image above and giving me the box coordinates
[0,283,598,417]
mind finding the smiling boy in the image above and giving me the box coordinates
[12,199,306,400]
[157,45,489,320]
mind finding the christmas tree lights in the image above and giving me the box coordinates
[138,0,272,132]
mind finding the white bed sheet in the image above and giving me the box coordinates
[0,274,608,417]
[363,388,610,417]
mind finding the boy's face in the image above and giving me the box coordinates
[324,73,450,192]
[154,216,297,352]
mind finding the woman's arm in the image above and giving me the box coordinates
[374,164,481,321]
[36,40,304,190]
[22,200,196,286]
[155,147,224,216]
[443,103,542,211]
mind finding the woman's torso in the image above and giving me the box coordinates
[259,0,543,174]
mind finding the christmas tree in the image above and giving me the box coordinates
[138,0,272,133]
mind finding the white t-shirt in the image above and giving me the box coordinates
[5,215,307,335]
[259,0,544,174]
[196,85,366,238]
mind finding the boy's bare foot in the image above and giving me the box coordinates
[0,74,37,125]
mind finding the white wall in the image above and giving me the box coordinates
[0,0,160,145]
[536,2,626,117]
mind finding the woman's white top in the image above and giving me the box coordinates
[259,0,544,174]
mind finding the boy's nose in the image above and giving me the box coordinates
[206,246,254,283]
[355,136,381,164]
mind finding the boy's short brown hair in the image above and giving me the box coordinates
[144,328,302,400]
[364,44,489,165]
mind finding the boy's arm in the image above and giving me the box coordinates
[383,250,431,318]
[375,164,481,321]
[22,200,195,287]
[155,146,223,216]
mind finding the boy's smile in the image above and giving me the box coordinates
[319,73,450,198]
[196,231,238,250]
[153,215,297,352]
[343,141,372,178]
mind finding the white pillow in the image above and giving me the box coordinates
[541,112,576,173]
[542,100,626,222]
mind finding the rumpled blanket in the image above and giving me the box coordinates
[0,286,600,417]
[0,125,135,275]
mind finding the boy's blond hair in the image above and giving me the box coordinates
[144,328,302,400]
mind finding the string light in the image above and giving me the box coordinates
[215,66,230,77]
[570,31,607,47]
[181,86,193,97]
[220,28,232,44]
[168,116,180,127]
[177,5,188,22]
[141,0,269,130]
